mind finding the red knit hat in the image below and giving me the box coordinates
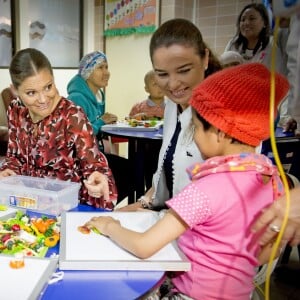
[190,63,289,146]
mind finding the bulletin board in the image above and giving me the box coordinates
[104,0,159,36]
[0,255,58,300]
[59,211,190,271]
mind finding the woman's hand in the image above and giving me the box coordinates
[256,240,284,265]
[101,113,118,124]
[84,171,110,200]
[252,187,300,246]
[85,216,120,236]
[0,169,16,178]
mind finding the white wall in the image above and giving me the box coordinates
[105,34,153,118]
[104,34,153,157]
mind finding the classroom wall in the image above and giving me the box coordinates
[100,0,254,156]
[0,0,255,129]
[0,0,96,97]
[0,0,255,108]
[104,0,193,117]
[195,0,254,55]
[105,35,153,118]
[0,0,255,157]
[103,0,255,118]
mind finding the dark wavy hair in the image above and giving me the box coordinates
[232,3,271,55]
[149,18,222,78]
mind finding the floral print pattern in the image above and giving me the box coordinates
[187,152,284,199]
[0,97,117,209]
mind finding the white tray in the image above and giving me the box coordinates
[0,255,58,300]
[0,206,19,219]
[59,211,190,271]
[102,121,163,132]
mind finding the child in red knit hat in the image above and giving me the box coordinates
[84,63,289,300]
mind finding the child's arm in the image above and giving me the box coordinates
[85,209,188,259]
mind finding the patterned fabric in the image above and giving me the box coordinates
[187,153,284,198]
[129,98,165,118]
[0,97,117,209]
[165,153,283,299]
[78,51,107,80]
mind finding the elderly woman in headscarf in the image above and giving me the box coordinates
[67,51,130,203]
[67,51,118,141]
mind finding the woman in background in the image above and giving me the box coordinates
[67,51,117,152]
[225,3,284,73]
[67,51,129,203]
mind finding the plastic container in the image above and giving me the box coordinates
[0,175,80,215]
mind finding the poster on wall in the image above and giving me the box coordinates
[104,0,159,37]
[0,0,12,67]
[27,0,82,68]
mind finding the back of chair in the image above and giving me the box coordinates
[1,88,15,111]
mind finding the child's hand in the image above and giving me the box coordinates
[131,113,147,120]
[85,216,120,237]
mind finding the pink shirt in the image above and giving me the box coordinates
[167,170,277,299]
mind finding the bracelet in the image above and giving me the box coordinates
[138,196,153,209]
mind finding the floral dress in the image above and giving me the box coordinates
[0,97,117,209]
